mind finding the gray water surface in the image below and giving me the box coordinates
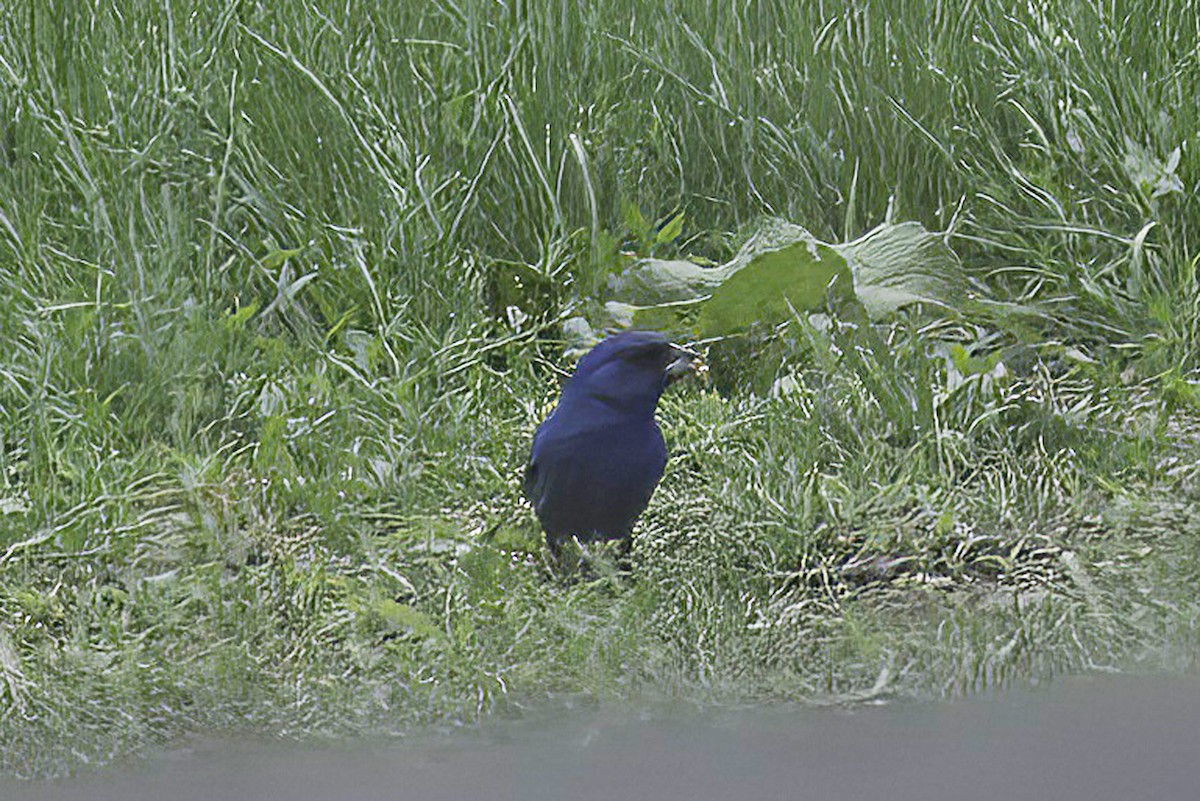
[6,673,1200,801]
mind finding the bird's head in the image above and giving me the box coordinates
[562,330,700,418]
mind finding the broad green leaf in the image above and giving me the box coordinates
[621,199,649,240]
[839,222,964,317]
[698,242,852,336]
[601,302,636,329]
[605,218,968,336]
[607,258,731,305]
[654,210,685,245]
[630,297,707,331]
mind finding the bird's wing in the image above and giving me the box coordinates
[523,419,551,511]
[523,456,544,510]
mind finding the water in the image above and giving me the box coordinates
[5,673,1200,801]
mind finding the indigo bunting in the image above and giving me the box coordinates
[525,330,697,556]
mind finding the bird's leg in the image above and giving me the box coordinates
[615,536,634,572]
[544,535,564,573]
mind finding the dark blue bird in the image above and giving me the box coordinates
[525,330,697,556]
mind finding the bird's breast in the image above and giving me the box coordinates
[527,415,667,541]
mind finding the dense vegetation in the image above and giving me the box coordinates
[3,0,1200,777]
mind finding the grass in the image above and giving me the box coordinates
[3,0,1200,778]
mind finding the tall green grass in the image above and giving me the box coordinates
[2,0,1200,777]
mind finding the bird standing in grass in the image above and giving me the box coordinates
[525,330,698,558]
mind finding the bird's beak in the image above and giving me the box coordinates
[665,344,705,386]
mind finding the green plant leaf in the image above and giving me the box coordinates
[630,297,708,330]
[654,210,685,245]
[697,241,853,336]
[840,221,965,317]
[607,258,731,305]
[605,218,969,337]
[621,199,649,241]
[369,599,443,640]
